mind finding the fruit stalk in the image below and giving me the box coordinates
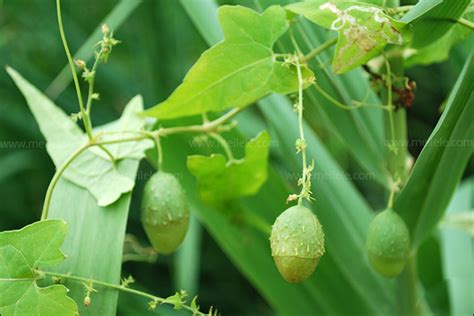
[295,57,313,204]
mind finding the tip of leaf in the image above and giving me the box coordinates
[5,65,15,76]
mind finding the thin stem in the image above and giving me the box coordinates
[458,17,474,30]
[301,38,337,63]
[209,132,235,162]
[289,28,304,56]
[39,270,206,315]
[385,58,396,151]
[161,108,241,136]
[387,185,396,209]
[151,134,163,170]
[296,58,308,206]
[56,0,92,140]
[389,5,413,14]
[41,143,90,220]
[313,82,389,111]
[85,58,101,115]
[57,0,114,164]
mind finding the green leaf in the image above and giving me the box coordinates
[61,150,135,207]
[6,67,84,167]
[144,5,314,119]
[394,55,474,247]
[163,292,184,310]
[0,219,67,268]
[0,221,78,316]
[48,161,139,315]
[408,0,471,48]
[400,0,443,23]
[440,179,474,315]
[183,0,391,189]
[286,1,411,73]
[187,131,270,205]
[6,67,148,207]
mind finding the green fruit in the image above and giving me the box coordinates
[270,205,325,283]
[141,172,190,254]
[366,208,410,278]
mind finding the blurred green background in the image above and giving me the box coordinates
[0,1,472,315]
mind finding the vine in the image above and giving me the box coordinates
[2,0,472,314]
[36,270,213,315]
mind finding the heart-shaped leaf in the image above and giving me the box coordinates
[187,131,270,205]
[0,221,78,316]
[144,6,314,119]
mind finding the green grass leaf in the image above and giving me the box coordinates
[48,162,139,315]
[286,1,410,73]
[395,55,474,247]
[400,0,443,23]
[408,0,471,48]
[7,67,148,207]
[0,221,78,316]
[440,178,474,315]
[405,13,473,68]
[144,5,314,119]
[187,131,270,205]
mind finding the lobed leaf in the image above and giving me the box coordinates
[0,219,67,268]
[144,5,314,119]
[0,221,78,316]
[187,131,270,205]
[7,67,149,207]
[286,1,411,73]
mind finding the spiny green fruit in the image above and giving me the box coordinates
[270,205,325,283]
[141,172,190,255]
[366,208,410,278]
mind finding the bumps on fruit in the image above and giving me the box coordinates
[366,208,410,278]
[141,172,190,254]
[270,205,325,283]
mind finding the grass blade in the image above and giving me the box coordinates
[439,178,474,315]
[395,55,474,247]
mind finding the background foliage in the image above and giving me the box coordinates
[0,0,472,315]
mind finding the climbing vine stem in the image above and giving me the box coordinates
[40,108,241,220]
[41,143,91,221]
[293,57,314,205]
[209,132,235,163]
[56,0,115,163]
[37,270,209,315]
[385,58,397,153]
[301,37,337,63]
[56,0,90,139]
